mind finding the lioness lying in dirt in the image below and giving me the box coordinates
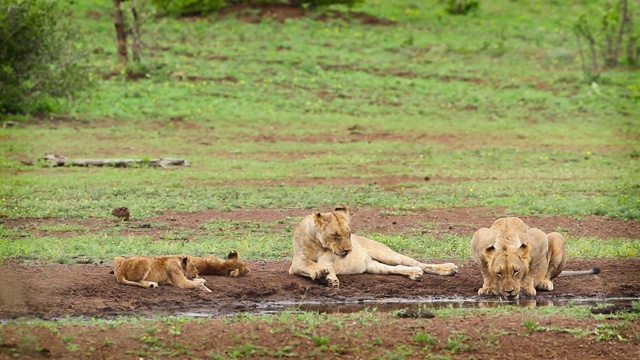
[289,207,458,287]
[471,217,600,299]
[113,255,211,292]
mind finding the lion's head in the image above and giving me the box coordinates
[179,256,200,279]
[219,250,251,277]
[483,243,530,299]
[313,206,352,257]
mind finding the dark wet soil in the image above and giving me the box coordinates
[1,257,638,321]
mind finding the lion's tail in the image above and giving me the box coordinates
[558,267,600,277]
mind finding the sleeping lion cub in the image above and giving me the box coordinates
[191,250,251,277]
[113,255,211,292]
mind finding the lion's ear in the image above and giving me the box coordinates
[313,212,324,226]
[227,250,239,260]
[483,245,495,258]
[334,206,350,221]
[181,256,189,267]
[334,206,349,214]
[518,243,530,258]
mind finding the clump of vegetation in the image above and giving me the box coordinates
[444,0,479,15]
[151,0,365,17]
[573,0,639,81]
[0,0,89,114]
[151,0,225,17]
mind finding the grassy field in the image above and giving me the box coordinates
[1,2,639,358]
[0,0,639,260]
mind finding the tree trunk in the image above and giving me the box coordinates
[130,0,145,63]
[113,0,128,67]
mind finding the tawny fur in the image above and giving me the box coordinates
[471,217,599,299]
[191,250,251,277]
[113,255,211,292]
[288,207,458,288]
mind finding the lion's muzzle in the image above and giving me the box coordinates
[335,249,351,257]
[502,288,520,300]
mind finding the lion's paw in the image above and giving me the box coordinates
[478,287,498,296]
[522,286,537,296]
[327,276,340,288]
[441,263,458,276]
[408,268,423,281]
[148,282,159,288]
[536,280,554,291]
[313,269,330,285]
[193,278,207,286]
[198,284,213,293]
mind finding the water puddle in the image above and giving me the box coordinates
[254,297,638,315]
[177,297,639,318]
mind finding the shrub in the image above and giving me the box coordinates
[289,0,365,8]
[151,0,225,17]
[152,0,365,17]
[445,0,479,16]
[0,0,89,114]
[573,0,639,81]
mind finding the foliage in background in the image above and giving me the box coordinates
[444,0,479,16]
[0,0,89,114]
[151,0,225,17]
[152,0,365,17]
[574,0,639,81]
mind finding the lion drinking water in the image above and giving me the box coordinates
[288,207,458,287]
[471,217,600,299]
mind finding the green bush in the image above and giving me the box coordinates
[289,0,365,8]
[151,0,225,17]
[445,0,479,15]
[152,0,365,17]
[0,0,89,114]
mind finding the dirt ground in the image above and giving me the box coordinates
[1,207,639,359]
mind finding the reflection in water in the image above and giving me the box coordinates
[257,297,638,315]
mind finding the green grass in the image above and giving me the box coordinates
[0,0,638,262]
[3,304,637,359]
[2,220,638,263]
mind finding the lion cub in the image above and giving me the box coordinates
[289,207,458,288]
[191,250,251,277]
[113,255,211,292]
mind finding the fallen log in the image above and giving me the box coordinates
[40,153,190,168]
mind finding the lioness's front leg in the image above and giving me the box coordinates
[289,257,339,287]
[365,261,423,281]
[477,273,499,296]
[521,276,537,297]
[420,263,458,276]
